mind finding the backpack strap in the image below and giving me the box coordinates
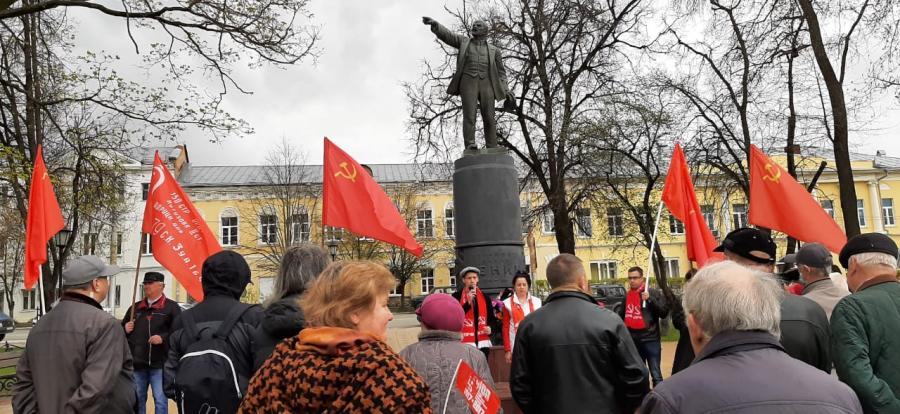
[180,310,201,341]
[214,304,258,339]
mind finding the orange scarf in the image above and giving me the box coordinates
[511,295,534,328]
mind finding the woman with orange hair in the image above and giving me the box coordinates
[239,261,432,413]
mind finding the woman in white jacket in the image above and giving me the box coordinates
[501,271,542,363]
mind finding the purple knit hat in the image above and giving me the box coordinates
[415,293,465,332]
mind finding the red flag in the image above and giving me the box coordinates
[323,138,423,256]
[749,145,847,252]
[24,145,65,290]
[661,143,722,267]
[452,360,501,414]
[142,152,221,301]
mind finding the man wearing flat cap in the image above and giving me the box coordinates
[831,233,900,413]
[714,228,832,372]
[788,243,849,319]
[451,266,498,357]
[123,271,181,414]
[13,255,136,413]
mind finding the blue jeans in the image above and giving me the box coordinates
[134,368,167,414]
[636,340,663,386]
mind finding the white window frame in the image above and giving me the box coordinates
[82,233,98,255]
[542,210,555,234]
[220,209,239,246]
[259,213,278,245]
[607,208,624,237]
[664,258,680,279]
[444,202,455,238]
[114,285,122,307]
[701,205,717,233]
[326,226,344,242]
[22,289,36,310]
[575,208,592,238]
[732,203,748,229]
[597,261,617,280]
[821,200,835,218]
[883,198,895,227]
[669,215,685,235]
[141,233,153,255]
[115,232,123,256]
[417,208,434,238]
[449,274,457,288]
[420,269,435,294]
[289,210,311,244]
[857,199,867,227]
[389,277,401,297]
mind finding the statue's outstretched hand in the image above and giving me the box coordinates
[422,16,435,26]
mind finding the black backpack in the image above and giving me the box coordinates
[174,304,257,414]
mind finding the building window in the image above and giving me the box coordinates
[22,289,36,310]
[82,233,98,255]
[607,208,624,237]
[664,258,680,279]
[141,183,149,201]
[326,226,344,242]
[420,269,434,294]
[575,208,592,237]
[591,261,617,280]
[542,210,555,234]
[821,200,834,218]
[115,233,123,256]
[260,214,278,244]
[389,277,400,297]
[141,233,153,255]
[114,285,122,307]
[417,208,434,238]
[449,274,457,288]
[701,205,716,235]
[289,212,311,243]
[883,199,895,226]
[669,215,684,235]
[221,216,238,246]
[857,199,866,227]
[444,203,455,238]
[732,204,748,229]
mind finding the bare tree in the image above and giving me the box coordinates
[240,138,320,275]
[407,0,646,254]
[0,205,24,319]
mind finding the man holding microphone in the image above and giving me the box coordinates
[452,267,499,358]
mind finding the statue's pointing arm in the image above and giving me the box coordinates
[422,16,463,49]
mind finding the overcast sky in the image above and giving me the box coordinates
[70,1,900,166]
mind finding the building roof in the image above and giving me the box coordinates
[178,163,454,187]
[124,146,184,165]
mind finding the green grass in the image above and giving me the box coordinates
[661,326,681,343]
[0,366,13,376]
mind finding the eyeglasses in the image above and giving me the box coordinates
[627,277,643,280]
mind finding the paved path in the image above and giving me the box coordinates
[0,313,677,412]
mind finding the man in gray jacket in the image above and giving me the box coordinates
[790,242,850,319]
[13,255,136,413]
[640,261,861,414]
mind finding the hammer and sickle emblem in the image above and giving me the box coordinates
[334,162,357,182]
[762,164,781,183]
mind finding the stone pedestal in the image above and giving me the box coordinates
[453,152,526,295]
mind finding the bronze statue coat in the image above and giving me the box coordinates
[430,22,510,100]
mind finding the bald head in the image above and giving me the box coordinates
[546,254,585,289]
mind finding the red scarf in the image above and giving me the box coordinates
[511,296,534,329]
[624,285,646,330]
[460,287,490,344]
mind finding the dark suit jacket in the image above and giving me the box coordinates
[430,22,509,99]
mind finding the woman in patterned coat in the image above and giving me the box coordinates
[239,261,432,413]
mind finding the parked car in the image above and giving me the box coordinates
[591,284,626,315]
[411,286,456,310]
[0,312,15,341]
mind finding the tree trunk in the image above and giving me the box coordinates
[551,192,575,254]
[797,0,860,237]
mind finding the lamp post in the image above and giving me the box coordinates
[326,239,339,262]
[51,227,72,308]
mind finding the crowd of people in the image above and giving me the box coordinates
[8,228,900,413]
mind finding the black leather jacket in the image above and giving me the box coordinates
[618,287,670,343]
[511,290,649,414]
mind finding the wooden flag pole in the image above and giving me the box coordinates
[645,201,665,307]
[129,233,145,323]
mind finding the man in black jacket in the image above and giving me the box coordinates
[641,261,861,413]
[511,254,648,414]
[163,251,263,403]
[714,227,832,372]
[618,266,669,386]
[123,271,181,414]
[451,266,499,358]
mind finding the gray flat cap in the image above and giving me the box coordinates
[62,255,120,286]
[458,266,481,278]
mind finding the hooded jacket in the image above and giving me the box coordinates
[163,251,263,400]
[252,293,305,370]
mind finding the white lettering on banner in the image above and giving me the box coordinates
[625,303,641,318]
[463,377,488,414]
[151,216,202,278]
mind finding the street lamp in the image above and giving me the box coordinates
[53,227,72,250]
[326,239,339,262]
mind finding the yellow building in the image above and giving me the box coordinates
[170,148,900,303]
